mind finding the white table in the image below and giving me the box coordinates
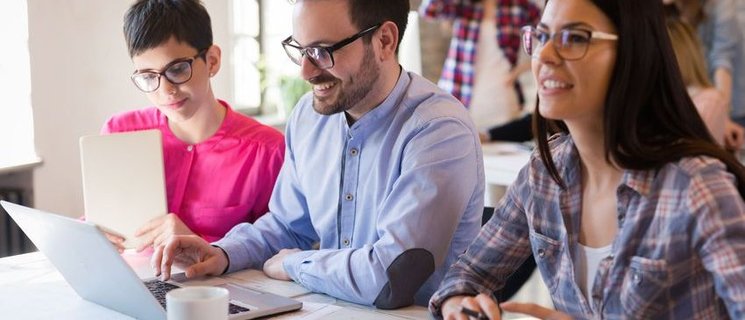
[482,142,532,187]
[481,142,532,206]
[0,251,428,319]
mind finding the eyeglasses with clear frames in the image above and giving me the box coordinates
[521,26,618,61]
[281,23,382,70]
[130,49,208,93]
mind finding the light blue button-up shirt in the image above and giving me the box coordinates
[214,70,484,308]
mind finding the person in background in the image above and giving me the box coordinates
[665,0,745,151]
[666,12,727,145]
[419,0,541,141]
[730,1,745,130]
[430,0,745,318]
[102,0,285,251]
[151,0,484,309]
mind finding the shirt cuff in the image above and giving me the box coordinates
[711,60,733,74]
[210,245,230,275]
[212,237,251,273]
[282,250,315,285]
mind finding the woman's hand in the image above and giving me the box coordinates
[102,231,126,253]
[724,119,745,151]
[441,293,501,320]
[134,213,195,252]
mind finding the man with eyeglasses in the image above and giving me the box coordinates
[152,0,484,309]
[100,0,285,251]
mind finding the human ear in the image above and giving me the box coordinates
[374,21,399,61]
[205,45,222,76]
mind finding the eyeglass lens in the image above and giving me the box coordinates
[524,28,591,60]
[132,60,193,92]
[284,46,333,69]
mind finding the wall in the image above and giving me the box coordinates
[411,0,451,83]
[29,0,230,217]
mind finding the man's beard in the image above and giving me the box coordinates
[310,46,380,115]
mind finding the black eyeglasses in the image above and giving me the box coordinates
[281,23,382,69]
[521,26,618,61]
[130,49,208,93]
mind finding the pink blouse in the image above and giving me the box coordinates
[102,101,285,242]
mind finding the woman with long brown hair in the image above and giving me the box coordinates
[429,0,745,318]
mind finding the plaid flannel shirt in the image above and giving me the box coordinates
[430,133,745,319]
[420,0,540,107]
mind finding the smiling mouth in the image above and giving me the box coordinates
[313,81,338,97]
[541,79,573,89]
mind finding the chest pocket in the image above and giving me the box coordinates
[620,256,670,319]
[529,230,562,293]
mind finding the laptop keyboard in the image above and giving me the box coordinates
[144,280,251,315]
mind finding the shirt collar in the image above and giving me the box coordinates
[620,169,655,197]
[344,67,409,134]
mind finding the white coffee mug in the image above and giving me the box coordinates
[166,286,229,320]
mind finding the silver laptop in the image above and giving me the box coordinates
[79,129,167,249]
[1,201,302,320]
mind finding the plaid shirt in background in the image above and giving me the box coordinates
[429,133,745,319]
[419,0,540,108]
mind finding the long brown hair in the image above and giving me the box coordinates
[532,0,745,196]
[666,18,712,88]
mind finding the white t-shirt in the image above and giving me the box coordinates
[574,243,613,310]
[469,0,520,130]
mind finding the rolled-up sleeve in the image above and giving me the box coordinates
[703,0,738,73]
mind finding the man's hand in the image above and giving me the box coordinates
[135,213,195,252]
[151,235,228,281]
[441,293,501,320]
[263,248,302,281]
[500,302,572,320]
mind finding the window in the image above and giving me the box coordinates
[230,0,300,117]
[0,0,37,168]
[230,0,262,112]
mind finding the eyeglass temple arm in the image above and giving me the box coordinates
[591,31,618,40]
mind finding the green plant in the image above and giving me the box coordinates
[278,75,311,118]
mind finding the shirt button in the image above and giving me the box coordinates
[632,272,642,285]
[537,248,546,258]
[350,148,359,156]
[342,239,350,247]
[186,145,194,152]
[344,193,354,201]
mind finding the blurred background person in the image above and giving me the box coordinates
[666,11,727,145]
[420,0,541,139]
[664,0,745,151]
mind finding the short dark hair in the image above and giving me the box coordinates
[123,0,213,57]
[533,0,745,195]
[347,0,409,52]
[288,0,409,52]
[348,0,410,53]
[347,0,410,53]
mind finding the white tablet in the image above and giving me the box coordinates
[79,129,167,248]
